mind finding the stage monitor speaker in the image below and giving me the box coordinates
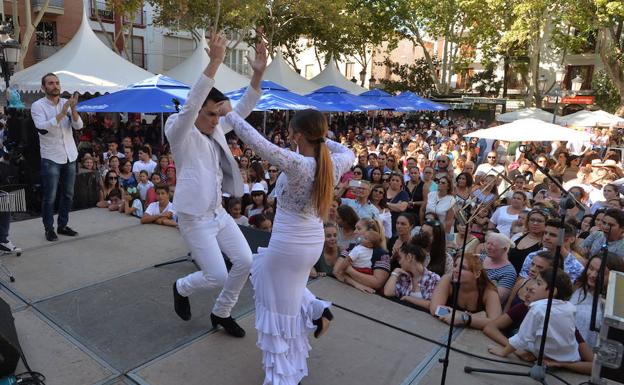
[591,270,624,384]
[0,298,21,377]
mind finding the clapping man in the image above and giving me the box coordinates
[31,73,83,241]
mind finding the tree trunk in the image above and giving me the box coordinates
[598,27,624,116]
[412,29,442,94]
[17,0,49,70]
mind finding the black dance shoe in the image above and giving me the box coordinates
[57,226,78,236]
[172,282,191,321]
[313,308,334,338]
[210,313,246,338]
[45,230,58,242]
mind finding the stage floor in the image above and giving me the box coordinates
[0,208,589,385]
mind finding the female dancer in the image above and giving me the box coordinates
[225,107,354,385]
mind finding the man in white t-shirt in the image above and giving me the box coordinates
[475,151,505,184]
[132,145,157,178]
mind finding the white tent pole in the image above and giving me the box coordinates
[161,113,164,146]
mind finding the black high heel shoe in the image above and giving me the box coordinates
[313,308,334,338]
[210,313,246,338]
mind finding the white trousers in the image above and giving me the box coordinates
[176,207,252,318]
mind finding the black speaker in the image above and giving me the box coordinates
[0,298,21,377]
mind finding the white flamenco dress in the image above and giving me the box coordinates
[225,112,354,385]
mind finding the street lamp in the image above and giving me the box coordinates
[369,76,376,89]
[537,74,547,95]
[571,75,583,92]
[359,70,366,86]
[0,23,21,89]
[551,67,568,123]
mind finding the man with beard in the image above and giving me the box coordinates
[31,73,82,242]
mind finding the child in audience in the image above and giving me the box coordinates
[227,198,249,226]
[141,185,177,227]
[246,183,268,217]
[344,230,382,274]
[487,268,580,364]
[136,170,154,203]
[145,173,162,207]
[249,213,272,232]
[106,188,122,211]
[119,186,143,218]
[571,252,624,348]
[383,241,440,309]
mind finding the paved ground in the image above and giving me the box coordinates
[0,208,589,384]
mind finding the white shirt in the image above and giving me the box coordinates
[103,151,125,161]
[137,181,154,201]
[475,163,505,178]
[31,97,84,163]
[508,299,580,362]
[145,201,176,216]
[490,205,519,237]
[132,159,157,177]
[348,244,374,269]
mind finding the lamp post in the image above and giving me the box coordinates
[369,76,376,89]
[550,68,567,123]
[359,69,366,87]
[0,23,21,90]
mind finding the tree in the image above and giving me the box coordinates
[384,0,500,95]
[375,57,437,95]
[592,69,621,113]
[92,0,144,63]
[555,0,624,114]
[12,0,49,70]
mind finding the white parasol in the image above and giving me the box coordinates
[558,110,624,127]
[496,107,555,123]
[465,118,591,142]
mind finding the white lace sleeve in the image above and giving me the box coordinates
[326,140,355,183]
[225,111,304,174]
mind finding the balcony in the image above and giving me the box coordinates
[34,43,60,62]
[32,0,64,15]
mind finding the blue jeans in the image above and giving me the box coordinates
[41,159,76,231]
[0,212,9,243]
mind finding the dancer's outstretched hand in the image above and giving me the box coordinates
[207,29,228,65]
[248,40,268,75]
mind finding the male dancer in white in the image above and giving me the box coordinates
[166,32,266,337]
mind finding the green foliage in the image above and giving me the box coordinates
[469,65,503,96]
[375,57,437,95]
[592,69,621,113]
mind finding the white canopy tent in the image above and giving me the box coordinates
[465,118,591,142]
[558,110,624,127]
[496,107,555,123]
[165,38,249,93]
[264,50,320,95]
[311,58,368,95]
[8,7,154,94]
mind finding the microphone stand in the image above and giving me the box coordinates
[439,180,513,385]
[464,145,576,384]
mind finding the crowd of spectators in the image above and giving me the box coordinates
[67,110,624,374]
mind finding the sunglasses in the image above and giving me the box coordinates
[108,176,118,180]
[487,156,497,159]
[382,177,390,181]
[353,171,362,175]
[268,169,278,173]
[373,189,384,193]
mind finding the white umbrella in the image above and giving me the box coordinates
[559,110,624,127]
[465,118,591,142]
[496,107,555,123]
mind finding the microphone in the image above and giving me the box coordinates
[172,98,181,112]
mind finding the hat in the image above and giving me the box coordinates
[399,123,406,128]
[591,159,620,167]
[251,183,266,193]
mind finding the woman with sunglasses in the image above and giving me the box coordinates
[368,184,392,238]
[508,209,548,273]
[97,170,120,209]
[266,165,279,195]
[405,166,425,220]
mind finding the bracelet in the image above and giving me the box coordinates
[391,272,400,277]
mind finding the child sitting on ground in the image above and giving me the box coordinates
[227,197,249,226]
[487,268,581,365]
[141,185,177,227]
[136,170,154,204]
[119,186,143,218]
[249,213,272,232]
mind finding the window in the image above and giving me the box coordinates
[36,21,57,46]
[225,48,251,76]
[131,36,145,68]
[163,36,195,71]
[345,62,355,79]
[305,64,315,79]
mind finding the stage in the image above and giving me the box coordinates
[0,208,589,384]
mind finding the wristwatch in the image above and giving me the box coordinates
[461,312,472,326]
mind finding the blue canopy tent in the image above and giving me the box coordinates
[225,80,326,111]
[77,75,191,144]
[305,86,383,112]
[396,91,449,111]
[358,89,417,111]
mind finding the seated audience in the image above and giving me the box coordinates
[579,208,624,259]
[384,241,440,309]
[97,170,120,209]
[481,233,518,304]
[249,213,272,232]
[429,253,502,329]
[141,185,177,227]
[119,186,143,218]
[312,222,340,277]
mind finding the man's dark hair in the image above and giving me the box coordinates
[41,72,58,86]
[604,208,624,228]
[154,184,169,194]
[538,268,574,301]
[545,219,575,238]
[202,87,229,107]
